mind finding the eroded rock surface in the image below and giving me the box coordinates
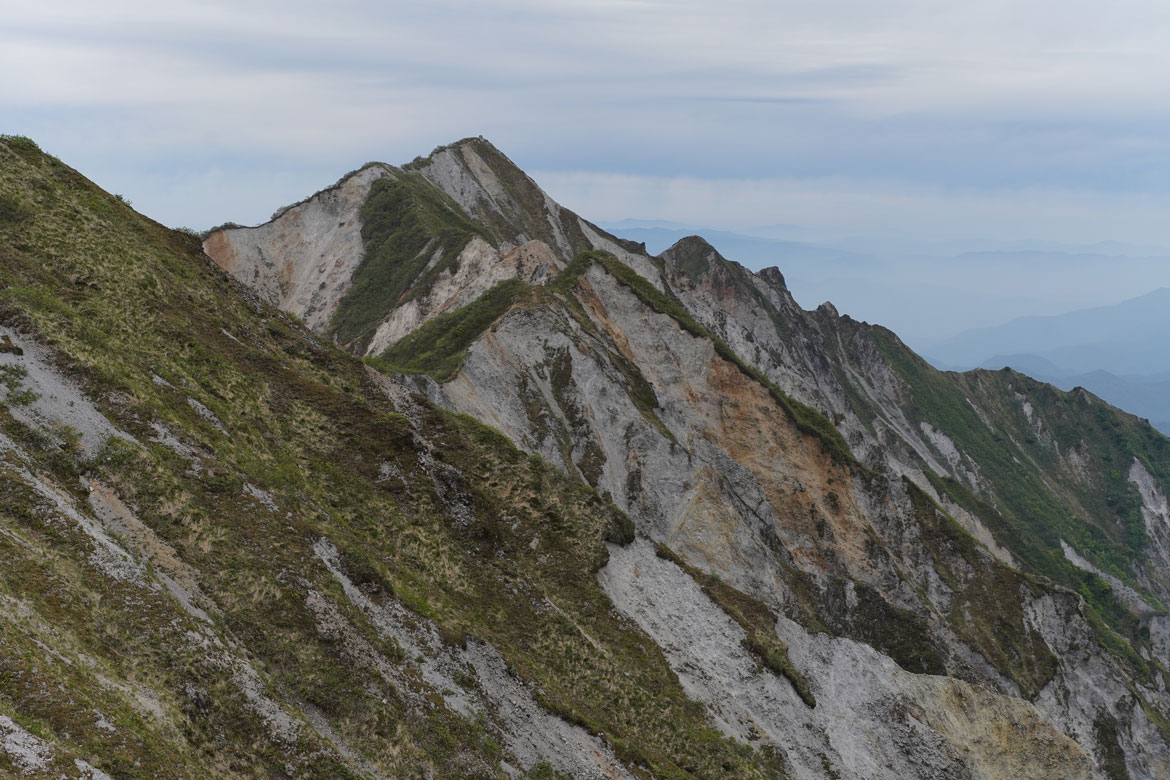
[197,136,1170,778]
[204,164,391,331]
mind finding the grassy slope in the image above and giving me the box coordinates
[368,278,531,381]
[329,172,492,352]
[866,326,1170,673]
[368,244,1078,702]
[0,137,787,778]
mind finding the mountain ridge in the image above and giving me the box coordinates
[927,287,1170,373]
[205,135,1170,777]
[930,290,1170,434]
[4,132,1170,778]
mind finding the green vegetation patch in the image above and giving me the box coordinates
[554,250,852,465]
[0,192,33,225]
[369,278,530,381]
[0,364,37,406]
[902,479,1061,697]
[0,134,41,164]
[663,236,717,283]
[1094,711,1133,780]
[329,172,492,351]
[656,544,816,708]
[779,562,948,678]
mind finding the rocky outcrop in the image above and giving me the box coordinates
[199,136,1170,778]
[364,237,563,356]
[415,138,595,261]
[601,539,1096,780]
[204,164,392,331]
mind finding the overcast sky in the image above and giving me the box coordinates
[5,0,1170,248]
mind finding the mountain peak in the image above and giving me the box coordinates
[758,265,788,289]
[406,135,504,170]
[660,234,724,281]
[405,137,597,263]
[12,134,1170,778]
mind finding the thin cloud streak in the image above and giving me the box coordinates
[3,0,1168,245]
[534,170,1170,246]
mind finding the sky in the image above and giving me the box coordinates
[5,0,1170,338]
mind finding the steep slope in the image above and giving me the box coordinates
[655,237,1170,611]
[203,137,1170,778]
[0,136,814,779]
[975,357,1170,436]
[206,138,635,359]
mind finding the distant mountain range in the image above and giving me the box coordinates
[925,289,1170,433]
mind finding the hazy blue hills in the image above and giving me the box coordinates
[598,222,870,271]
[926,287,1170,375]
[974,359,1170,435]
[924,289,1170,434]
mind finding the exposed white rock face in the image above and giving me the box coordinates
[0,325,134,457]
[1132,459,1170,562]
[0,714,54,773]
[577,219,668,292]
[934,491,1017,567]
[657,251,968,507]
[1064,439,1099,486]
[364,237,563,356]
[1027,591,1170,780]
[919,421,980,490]
[418,143,584,260]
[1061,539,1152,615]
[0,714,116,779]
[1130,458,1170,612]
[314,539,635,780]
[650,248,1079,596]
[599,540,1096,780]
[204,139,1170,778]
[1019,395,1058,451]
[204,164,392,332]
[420,146,515,229]
[442,264,796,600]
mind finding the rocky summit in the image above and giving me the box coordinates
[3,132,1170,779]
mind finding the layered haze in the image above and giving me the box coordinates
[4,0,1170,248]
[602,220,1170,347]
[920,288,1170,433]
[7,0,1169,347]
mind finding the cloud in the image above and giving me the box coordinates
[533,170,1170,246]
[3,0,1168,244]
